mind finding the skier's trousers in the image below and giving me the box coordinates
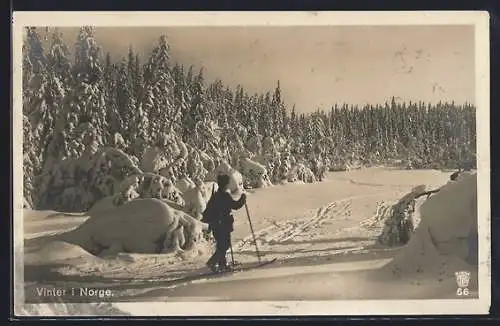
[207,229,231,267]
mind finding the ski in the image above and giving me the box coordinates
[203,258,278,278]
[165,258,277,288]
[222,257,277,275]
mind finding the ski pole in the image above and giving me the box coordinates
[244,202,262,263]
[229,237,235,267]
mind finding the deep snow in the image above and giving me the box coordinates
[22,168,478,307]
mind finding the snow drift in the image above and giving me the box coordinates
[368,185,427,246]
[59,198,209,256]
[25,240,99,265]
[239,157,273,188]
[378,172,478,285]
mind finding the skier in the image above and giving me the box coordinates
[203,174,246,273]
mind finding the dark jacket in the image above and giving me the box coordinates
[210,190,246,233]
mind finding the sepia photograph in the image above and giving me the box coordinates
[12,11,490,316]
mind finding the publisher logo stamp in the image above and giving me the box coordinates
[455,271,471,296]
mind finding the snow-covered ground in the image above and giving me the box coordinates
[22,167,478,305]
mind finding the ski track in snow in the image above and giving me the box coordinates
[234,192,390,255]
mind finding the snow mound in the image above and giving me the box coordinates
[88,195,118,215]
[90,171,186,214]
[239,157,272,188]
[116,173,185,206]
[140,146,168,173]
[183,183,208,220]
[329,162,349,172]
[252,153,291,185]
[24,209,61,221]
[208,161,244,194]
[25,240,98,265]
[60,198,209,256]
[310,157,328,181]
[373,185,427,246]
[246,134,263,155]
[36,147,143,212]
[380,172,477,282]
[287,163,316,183]
[176,177,196,194]
[345,160,363,171]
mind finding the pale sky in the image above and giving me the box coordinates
[40,26,475,113]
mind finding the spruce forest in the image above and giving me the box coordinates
[22,27,477,213]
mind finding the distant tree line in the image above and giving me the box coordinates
[22,26,476,207]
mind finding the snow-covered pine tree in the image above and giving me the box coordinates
[230,85,243,127]
[127,46,136,85]
[22,28,74,207]
[24,28,70,173]
[255,93,266,136]
[46,29,72,87]
[22,28,41,190]
[24,27,47,122]
[185,65,194,89]
[116,57,139,148]
[22,42,33,110]
[171,63,190,135]
[25,27,46,75]
[133,53,144,105]
[23,115,39,208]
[271,81,287,137]
[142,35,176,144]
[38,53,70,171]
[206,79,226,126]
[183,68,208,145]
[70,26,108,151]
[103,53,121,144]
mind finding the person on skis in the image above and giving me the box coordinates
[203,174,246,273]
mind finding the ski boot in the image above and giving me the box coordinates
[206,262,218,274]
[219,263,235,273]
